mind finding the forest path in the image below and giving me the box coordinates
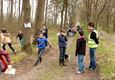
[0,37,99,80]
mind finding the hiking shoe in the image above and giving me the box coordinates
[88,68,96,71]
[62,63,67,66]
[76,71,84,74]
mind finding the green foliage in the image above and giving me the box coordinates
[97,37,115,78]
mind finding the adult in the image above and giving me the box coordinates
[88,22,99,70]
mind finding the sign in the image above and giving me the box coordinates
[24,23,32,29]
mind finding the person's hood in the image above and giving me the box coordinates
[79,36,86,42]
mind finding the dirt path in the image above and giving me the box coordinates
[0,37,99,80]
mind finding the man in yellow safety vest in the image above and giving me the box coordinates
[88,22,99,70]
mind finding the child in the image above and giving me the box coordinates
[0,28,16,55]
[34,33,51,66]
[58,30,68,66]
[0,49,11,73]
[75,30,86,74]
[16,30,23,47]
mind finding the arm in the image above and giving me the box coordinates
[90,32,99,44]
[75,39,80,56]
[64,36,68,42]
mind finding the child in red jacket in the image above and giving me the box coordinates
[0,49,11,74]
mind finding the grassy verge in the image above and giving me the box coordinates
[97,35,115,79]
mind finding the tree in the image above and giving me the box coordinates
[68,0,78,28]
[0,0,3,21]
[45,0,49,26]
[34,0,46,36]
[10,0,13,19]
[22,0,32,53]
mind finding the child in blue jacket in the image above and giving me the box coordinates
[34,33,51,66]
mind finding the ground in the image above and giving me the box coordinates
[0,36,99,80]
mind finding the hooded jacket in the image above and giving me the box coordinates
[75,36,86,56]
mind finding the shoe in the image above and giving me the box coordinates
[33,60,40,66]
[62,63,67,66]
[39,57,42,63]
[76,71,84,74]
[89,68,96,71]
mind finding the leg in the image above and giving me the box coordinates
[59,47,63,65]
[62,47,66,63]
[2,44,6,50]
[7,43,15,52]
[34,49,45,66]
[78,55,84,72]
[89,48,96,70]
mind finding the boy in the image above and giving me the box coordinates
[34,33,51,66]
[17,30,23,47]
[75,30,86,74]
[58,30,68,66]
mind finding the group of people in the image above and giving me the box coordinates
[0,22,99,75]
[0,25,49,74]
[58,22,99,74]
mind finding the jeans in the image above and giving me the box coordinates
[89,48,96,70]
[59,47,66,64]
[77,54,84,72]
[38,48,45,58]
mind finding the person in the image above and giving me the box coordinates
[0,28,16,55]
[88,22,99,70]
[42,26,48,39]
[16,30,24,47]
[34,33,51,66]
[77,26,82,32]
[58,30,68,66]
[75,30,86,74]
[0,49,11,74]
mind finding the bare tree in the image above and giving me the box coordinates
[34,0,46,36]
[22,0,32,53]
[0,0,3,21]
[10,0,13,19]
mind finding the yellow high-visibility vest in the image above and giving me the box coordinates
[88,30,98,48]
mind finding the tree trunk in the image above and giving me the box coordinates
[45,0,48,26]
[34,0,45,36]
[22,0,32,53]
[60,0,65,29]
[19,0,21,17]
[64,0,68,29]
[54,3,58,25]
[1,0,3,21]
[10,0,13,19]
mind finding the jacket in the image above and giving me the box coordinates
[58,34,68,48]
[37,37,48,49]
[88,30,99,48]
[75,36,86,56]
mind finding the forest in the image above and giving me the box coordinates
[0,0,115,80]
